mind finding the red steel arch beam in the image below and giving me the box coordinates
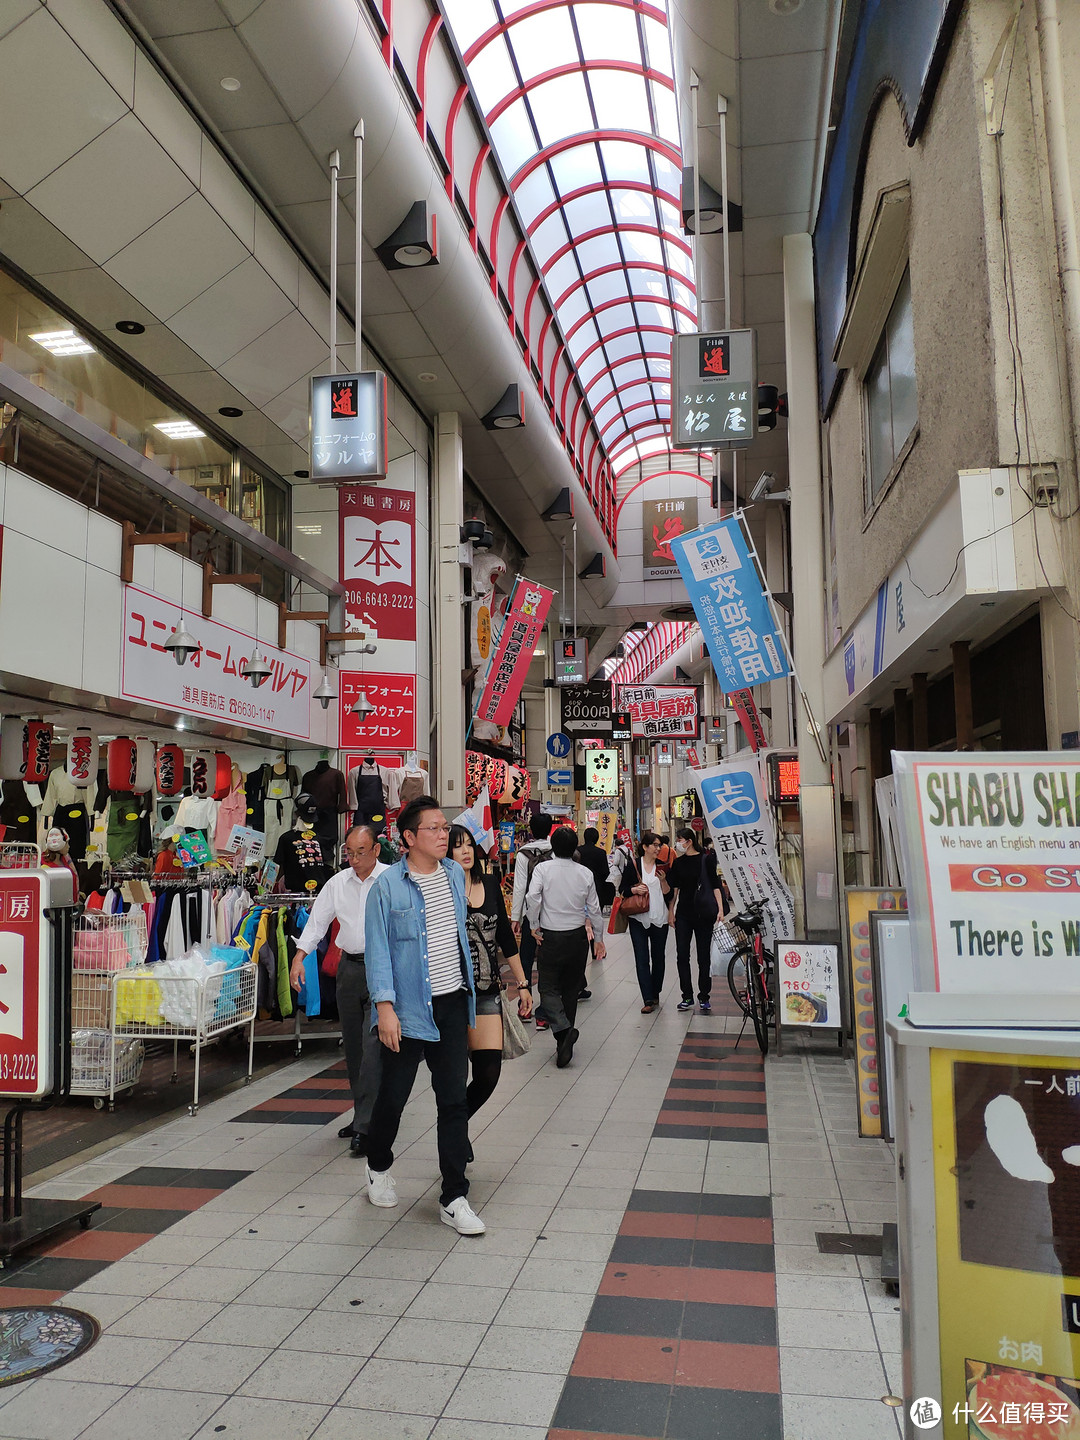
[509,131,681,191]
[489,193,511,295]
[468,144,492,249]
[527,180,682,239]
[541,222,692,276]
[463,0,667,63]
[598,397,670,442]
[415,13,444,142]
[565,294,695,343]
[443,83,469,200]
[553,260,695,310]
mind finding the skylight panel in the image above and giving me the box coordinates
[573,3,642,63]
[588,70,649,132]
[547,143,604,194]
[598,139,654,184]
[642,15,675,75]
[527,73,594,147]
[562,189,615,234]
[441,0,498,53]
[505,10,577,83]
[490,102,539,177]
[514,168,557,226]
[469,36,518,113]
[585,270,632,306]
[651,83,680,143]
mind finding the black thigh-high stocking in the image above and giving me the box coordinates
[466,1048,503,1118]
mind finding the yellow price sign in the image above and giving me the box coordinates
[476,605,491,660]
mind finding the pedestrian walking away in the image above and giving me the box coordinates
[526,825,606,1068]
[448,824,533,1127]
[667,827,726,1013]
[290,824,387,1155]
[511,812,554,1028]
[623,831,671,1013]
[363,795,486,1236]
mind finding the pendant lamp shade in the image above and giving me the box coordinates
[155,743,184,796]
[66,728,97,786]
[24,721,53,784]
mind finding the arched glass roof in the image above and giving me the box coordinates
[441,0,692,471]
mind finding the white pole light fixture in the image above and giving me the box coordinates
[163,622,201,667]
[244,652,272,688]
[312,673,337,710]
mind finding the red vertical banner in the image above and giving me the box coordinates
[474,579,554,727]
[339,486,416,642]
[729,687,768,750]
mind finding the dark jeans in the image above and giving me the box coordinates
[520,917,548,1022]
[674,909,714,1003]
[536,927,588,1035]
[629,919,668,1005]
[367,989,470,1206]
[336,955,383,1134]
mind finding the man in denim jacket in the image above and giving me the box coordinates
[364,795,485,1235]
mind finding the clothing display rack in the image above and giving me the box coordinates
[245,894,345,1057]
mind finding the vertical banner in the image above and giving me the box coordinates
[643,498,698,580]
[339,486,417,642]
[668,518,790,693]
[690,758,795,939]
[474,578,554,727]
[729,688,768,750]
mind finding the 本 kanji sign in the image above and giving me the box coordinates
[340,485,416,642]
[474,578,554,727]
[691,758,795,939]
[0,873,49,1097]
[310,371,387,480]
[669,519,790,695]
[339,671,416,749]
[619,684,699,739]
[121,586,313,740]
[671,330,756,449]
[643,498,698,580]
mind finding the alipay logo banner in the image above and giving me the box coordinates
[699,769,761,830]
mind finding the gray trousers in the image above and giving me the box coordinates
[336,954,383,1134]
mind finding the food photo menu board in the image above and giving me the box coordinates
[844,887,906,1138]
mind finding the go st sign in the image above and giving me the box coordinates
[671,330,756,449]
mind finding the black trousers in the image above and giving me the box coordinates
[367,989,470,1206]
[519,917,548,1022]
[536,927,588,1035]
[336,955,382,1134]
[629,919,668,1005]
[675,908,714,1002]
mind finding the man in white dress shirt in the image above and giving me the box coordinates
[525,825,606,1069]
[291,824,388,1156]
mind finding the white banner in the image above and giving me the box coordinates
[690,757,795,939]
[121,585,312,740]
[894,751,1080,998]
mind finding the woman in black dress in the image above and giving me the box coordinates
[449,824,533,1118]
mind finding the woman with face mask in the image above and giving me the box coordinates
[667,827,726,1013]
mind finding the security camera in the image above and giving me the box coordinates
[751,472,777,503]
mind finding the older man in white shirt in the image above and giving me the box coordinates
[525,825,606,1068]
[291,824,388,1155]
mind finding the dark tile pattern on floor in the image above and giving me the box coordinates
[230,1058,351,1124]
[548,1030,780,1440]
[0,1164,250,1303]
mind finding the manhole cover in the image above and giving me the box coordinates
[0,1307,99,1387]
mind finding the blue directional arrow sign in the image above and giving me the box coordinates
[546,769,573,789]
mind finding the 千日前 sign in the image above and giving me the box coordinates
[310,372,387,481]
[121,585,312,740]
[668,518,790,695]
[619,684,699,739]
[643,498,698,580]
[474,578,554,727]
[339,485,416,643]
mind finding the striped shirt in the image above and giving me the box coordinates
[411,865,465,996]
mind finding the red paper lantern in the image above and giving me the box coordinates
[107,737,140,792]
[155,744,184,796]
[465,751,486,803]
[24,721,53,784]
[507,766,530,809]
[487,758,510,803]
[212,752,232,800]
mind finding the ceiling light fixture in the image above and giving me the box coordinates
[769,0,804,12]
[418,372,439,383]
[29,328,95,356]
[350,691,376,719]
[312,673,337,710]
[580,553,607,580]
[243,652,272,688]
[543,488,574,523]
[376,201,439,270]
[481,384,525,430]
[115,320,145,336]
[220,76,241,90]
[294,469,310,479]
[680,169,743,235]
[154,419,205,441]
[218,406,243,418]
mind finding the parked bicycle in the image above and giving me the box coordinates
[726,899,775,1056]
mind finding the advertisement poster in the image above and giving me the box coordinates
[668,517,790,694]
[0,875,46,1098]
[122,586,312,740]
[894,752,1080,1002]
[931,1049,1080,1436]
[561,681,613,738]
[474,578,554,727]
[776,944,840,1027]
[620,684,699,739]
[845,887,906,1137]
[643,498,698,580]
[691,759,795,939]
[339,671,416,750]
[585,749,619,797]
[339,486,416,642]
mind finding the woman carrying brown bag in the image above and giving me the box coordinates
[621,832,671,1013]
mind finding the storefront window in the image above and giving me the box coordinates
[864,268,917,505]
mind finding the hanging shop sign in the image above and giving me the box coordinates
[669,518,790,695]
[476,605,491,660]
[499,821,516,854]
[730,688,769,751]
[707,716,724,744]
[560,681,613,738]
[691,758,796,940]
[612,711,633,743]
[643,498,699,580]
[656,742,674,766]
[776,944,840,1028]
[0,871,58,1099]
[845,887,907,1137]
[585,749,619,798]
[310,371,388,481]
[106,737,155,794]
[675,741,690,760]
[474,578,554,727]
[555,637,588,687]
[893,752,1080,1012]
[671,329,756,449]
[767,752,800,804]
[339,671,416,750]
[635,755,649,777]
[930,1047,1080,1436]
[339,485,416,643]
[121,586,312,740]
[620,684,699,739]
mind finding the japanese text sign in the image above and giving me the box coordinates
[730,688,769,750]
[474,578,553,727]
[561,682,613,737]
[671,329,756,449]
[691,759,795,939]
[894,752,1080,1006]
[310,371,387,481]
[619,684,699,739]
[555,636,588,687]
[585,749,619,797]
[777,944,839,1027]
[339,486,416,642]
[0,874,48,1098]
[643,498,698,580]
[669,519,790,694]
[339,671,416,750]
[121,586,312,740]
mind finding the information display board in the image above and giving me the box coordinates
[0,872,62,1099]
[776,944,840,1029]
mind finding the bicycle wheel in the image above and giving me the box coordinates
[748,952,770,1057]
[727,949,752,1015]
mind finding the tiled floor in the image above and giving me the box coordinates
[0,932,902,1439]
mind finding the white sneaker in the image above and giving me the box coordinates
[439,1196,486,1235]
[365,1164,398,1208]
